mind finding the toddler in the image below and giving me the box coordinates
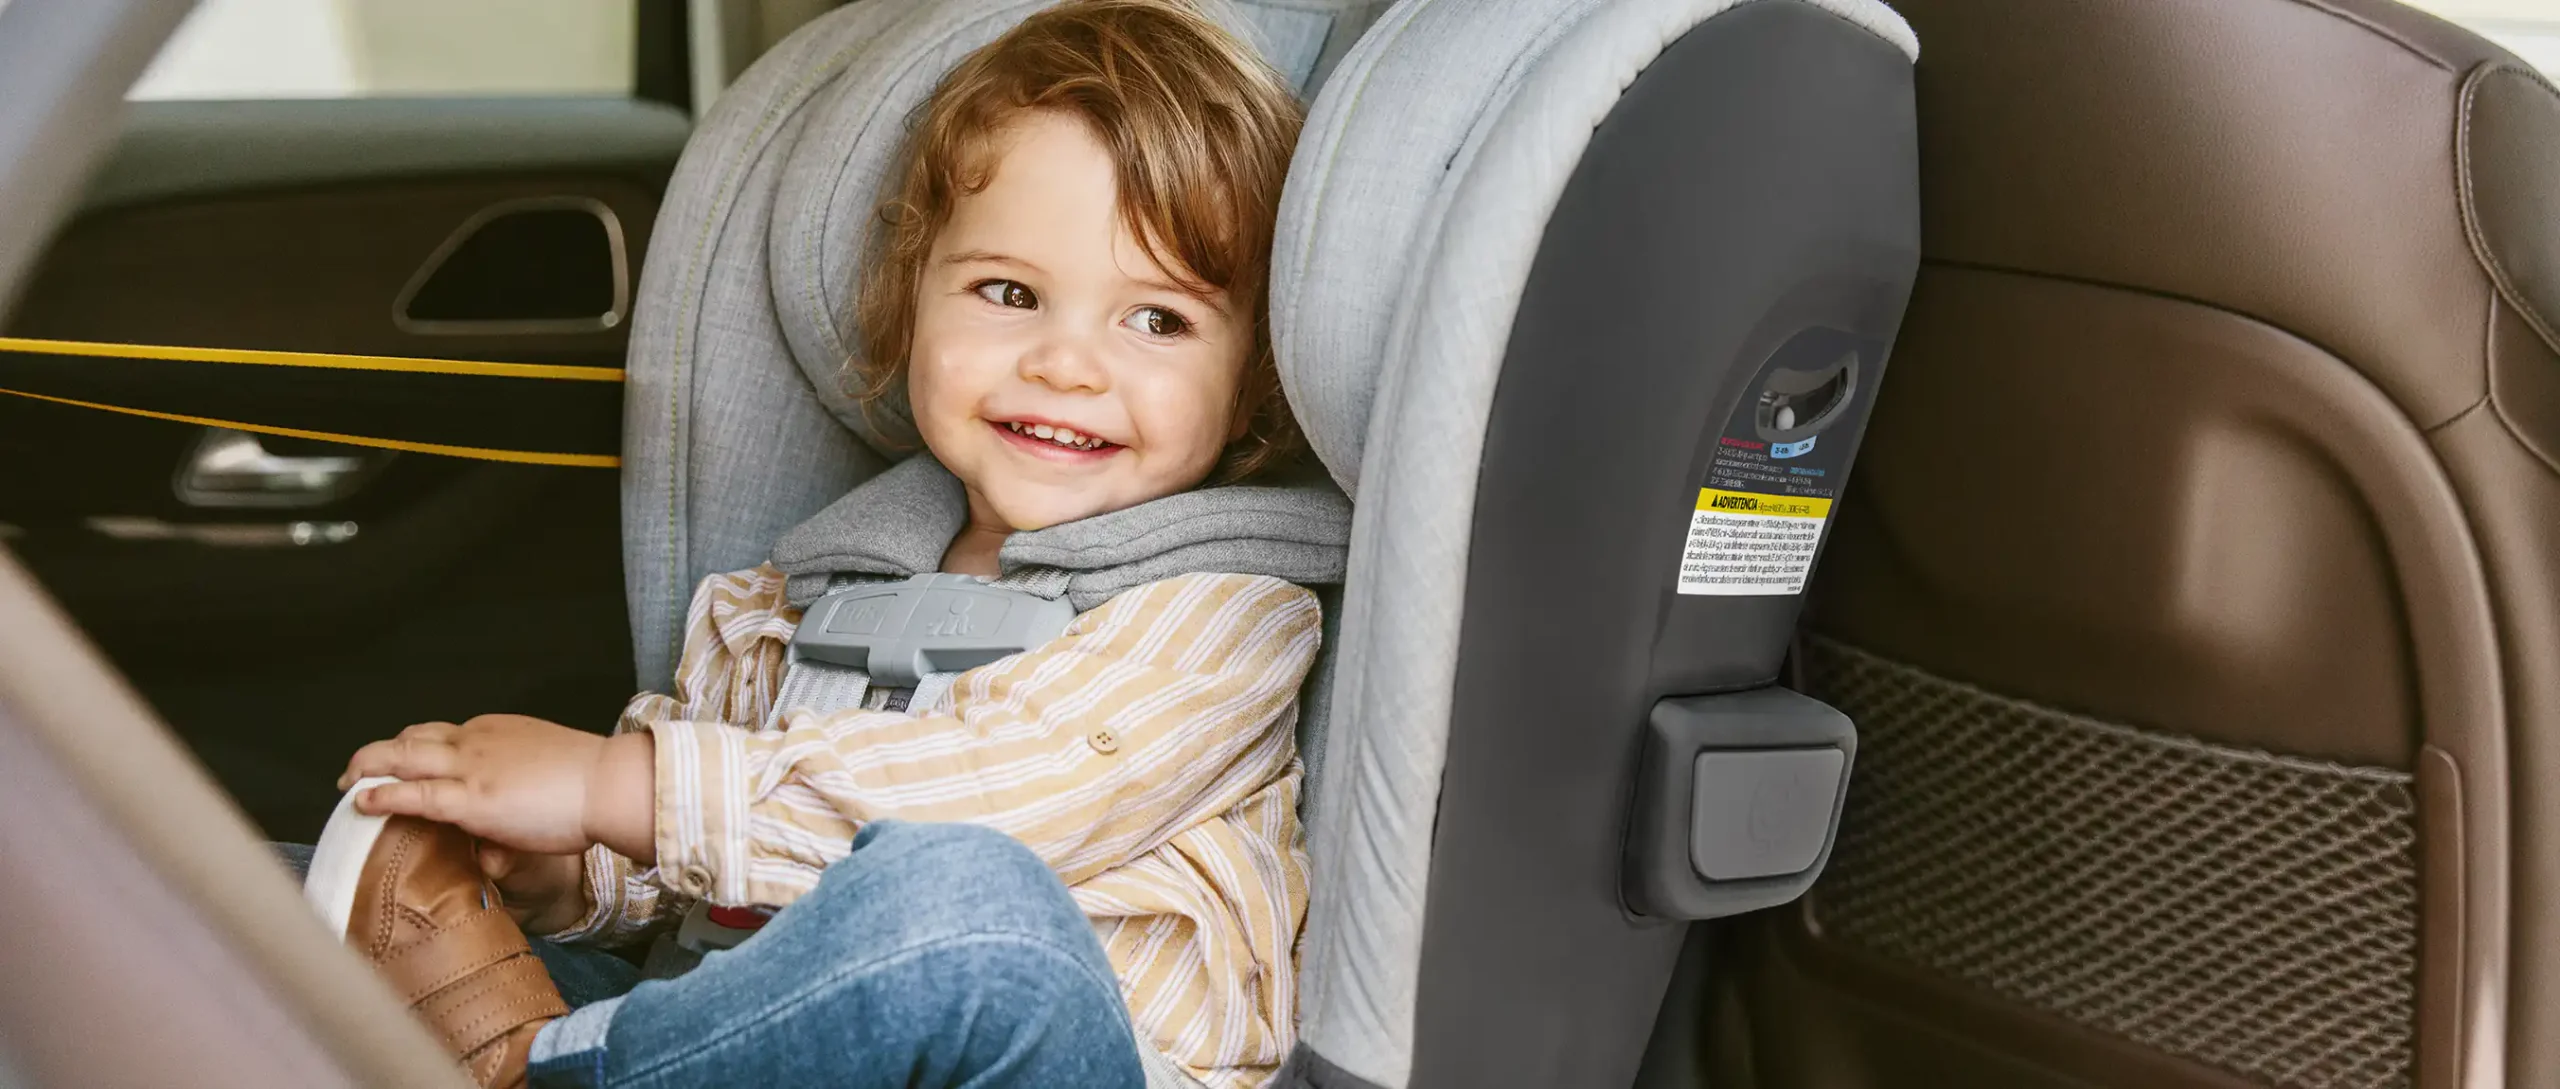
[315,4,1323,1086]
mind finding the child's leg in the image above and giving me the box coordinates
[270,840,641,1008]
[525,821,1145,1089]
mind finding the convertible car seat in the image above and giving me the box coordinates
[619,0,1919,1085]
[1727,2,2560,1089]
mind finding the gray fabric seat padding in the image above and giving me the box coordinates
[1270,1,1912,1083]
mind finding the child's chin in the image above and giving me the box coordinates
[984,489,1112,533]
[987,479,1177,532]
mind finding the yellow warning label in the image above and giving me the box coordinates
[1680,487,1835,596]
[1695,488,1832,519]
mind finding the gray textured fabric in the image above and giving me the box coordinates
[769,454,963,588]
[906,670,960,717]
[771,453,1352,610]
[999,468,1355,610]
[1215,1,1334,90]
[622,0,1389,691]
[764,657,872,729]
[1272,1,1915,1084]
[621,0,913,691]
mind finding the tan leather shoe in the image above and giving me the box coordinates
[306,780,567,1088]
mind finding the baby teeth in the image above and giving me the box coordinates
[1005,421,1105,450]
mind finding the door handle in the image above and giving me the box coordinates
[175,428,379,508]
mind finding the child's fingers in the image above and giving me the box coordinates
[339,731,462,789]
[476,842,517,881]
[353,777,470,825]
[336,722,459,789]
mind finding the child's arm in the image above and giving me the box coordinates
[342,566,794,943]
[345,572,1319,913]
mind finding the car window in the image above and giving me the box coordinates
[128,0,634,100]
[2406,0,2560,73]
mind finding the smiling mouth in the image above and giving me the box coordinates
[994,419,1118,454]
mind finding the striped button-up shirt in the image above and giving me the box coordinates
[550,563,1317,1087]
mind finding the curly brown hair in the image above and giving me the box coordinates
[851,0,1307,483]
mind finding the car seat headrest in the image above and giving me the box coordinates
[1270,0,1917,496]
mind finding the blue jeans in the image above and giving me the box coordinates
[525,821,1146,1089]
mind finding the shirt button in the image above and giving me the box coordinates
[1087,729,1120,754]
[679,865,715,897]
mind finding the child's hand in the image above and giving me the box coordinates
[477,844,590,935]
[339,714,656,862]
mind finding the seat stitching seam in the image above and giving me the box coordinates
[2278,0,2455,73]
[2472,294,2560,476]
[2454,62,2560,357]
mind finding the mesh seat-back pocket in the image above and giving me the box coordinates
[1800,637,2419,1089]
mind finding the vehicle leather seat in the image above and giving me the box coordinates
[616,0,1921,1085]
[1726,2,2560,1088]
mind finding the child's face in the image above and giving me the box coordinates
[907,109,1250,533]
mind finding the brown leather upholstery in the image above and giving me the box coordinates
[1722,2,2560,1088]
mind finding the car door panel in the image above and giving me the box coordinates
[2,98,687,842]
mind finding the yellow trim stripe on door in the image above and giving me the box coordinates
[0,386,619,469]
[0,336,625,383]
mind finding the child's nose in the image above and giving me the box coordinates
[1018,336,1109,393]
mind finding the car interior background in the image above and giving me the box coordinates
[0,1,2554,1088]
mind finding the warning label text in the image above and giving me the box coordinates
[1677,488,1832,596]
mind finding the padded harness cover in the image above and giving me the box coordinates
[771,454,1353,610]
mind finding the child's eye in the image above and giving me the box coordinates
[1124,305,1191,338]
[972,280,1037,309]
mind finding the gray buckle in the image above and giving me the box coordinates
[789,573,1077,689]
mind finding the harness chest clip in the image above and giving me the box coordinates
[788,573,1078,689]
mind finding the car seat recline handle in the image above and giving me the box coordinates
[1622,685,1856,920]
